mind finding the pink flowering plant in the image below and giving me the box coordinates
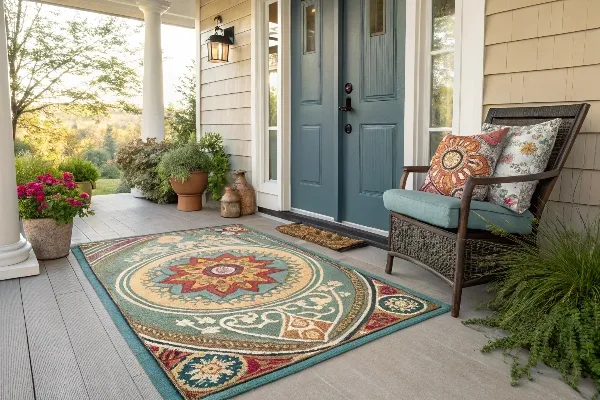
[17,172,94,224]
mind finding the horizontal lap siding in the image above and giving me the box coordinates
[199,0,252,180]
[484,0,600,227]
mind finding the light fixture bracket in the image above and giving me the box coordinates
[206,15,234,63]
[209,15,234,45]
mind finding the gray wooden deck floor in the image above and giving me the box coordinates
[0,194,594,400]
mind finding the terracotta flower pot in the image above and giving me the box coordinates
[77,181,93,202]
[169,171,209,212]
[23,218,73,260]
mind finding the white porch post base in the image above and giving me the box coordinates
[0,1,39,281]
[0,250,39,281]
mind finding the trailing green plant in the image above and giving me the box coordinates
[17,172,94,224]
[115,138,174,203]
[59,158,100,183]
[15,155,59,185]
[465,216,600,397]
[198,132,229,200]
[157,142,210,193]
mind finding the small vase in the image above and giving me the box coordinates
[232,171,256,216]
[221,187,241,218]
[22,218,73,260]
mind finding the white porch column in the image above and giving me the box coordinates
[0,1,38,280]
[138,0,170,140]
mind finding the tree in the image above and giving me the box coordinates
[103,125,117,159]
[4,0,141,139]
[165,62,196,145]
[19,113,78,162]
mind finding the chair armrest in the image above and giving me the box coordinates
[463,169,560,188]
[400,166,430,189]
[457,169,561,234]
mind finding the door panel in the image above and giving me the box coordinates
[291,0,405,230]
[291,0,336,217]
[342,0,405,230]
[358,125,395,196]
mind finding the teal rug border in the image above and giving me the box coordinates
[72,225,450,400]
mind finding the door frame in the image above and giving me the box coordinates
[250,0,485,223]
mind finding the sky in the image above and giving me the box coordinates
[41,3,196,107]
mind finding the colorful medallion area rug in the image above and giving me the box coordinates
[73,225,449,400]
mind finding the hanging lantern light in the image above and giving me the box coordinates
[206,16,234,63]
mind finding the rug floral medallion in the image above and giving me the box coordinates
[74,225,449,399]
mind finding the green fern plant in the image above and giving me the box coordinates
[465,216,600,397]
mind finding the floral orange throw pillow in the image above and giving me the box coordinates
[419,128,509,200]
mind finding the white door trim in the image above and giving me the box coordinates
[251,0,292,211]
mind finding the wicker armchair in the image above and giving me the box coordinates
[385,104,590,318]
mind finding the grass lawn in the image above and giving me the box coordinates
[93,179,122,196]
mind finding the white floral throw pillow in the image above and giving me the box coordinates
[481,118,562,214]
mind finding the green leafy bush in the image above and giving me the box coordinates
[198,132,229,200]
[465,217,600,397]
[14,139,33,156]
[116,181,131,194]
[99,164,121,179]
[15,155,59,185]
[157,142,210,192]
[83,148,111,167]
[115,138,174,203]
[59,158,100,183]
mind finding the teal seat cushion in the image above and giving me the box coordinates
[383,189,534,234]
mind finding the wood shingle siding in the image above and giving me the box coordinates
[484,0,600,226]
[198,0,252,181]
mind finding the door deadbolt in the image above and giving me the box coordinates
[345,124,352,134]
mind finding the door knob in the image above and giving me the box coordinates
[338,96,353,112]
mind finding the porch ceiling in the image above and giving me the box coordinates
[34,0,195,28]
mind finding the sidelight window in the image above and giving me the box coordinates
[267,0,279,181]
[427,0,455,159]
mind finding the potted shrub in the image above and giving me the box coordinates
[115,139,175,203]
[157,142,210,212]
[59,158,100,201]
[18,172,94,260]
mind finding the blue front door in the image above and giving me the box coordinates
[291,0,405,231]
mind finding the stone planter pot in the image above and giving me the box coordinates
[22,218,73,260]
[170,171,209,212]
[77,181,93,201]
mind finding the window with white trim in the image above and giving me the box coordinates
[266,0,279,181]
[427,0,455,159]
